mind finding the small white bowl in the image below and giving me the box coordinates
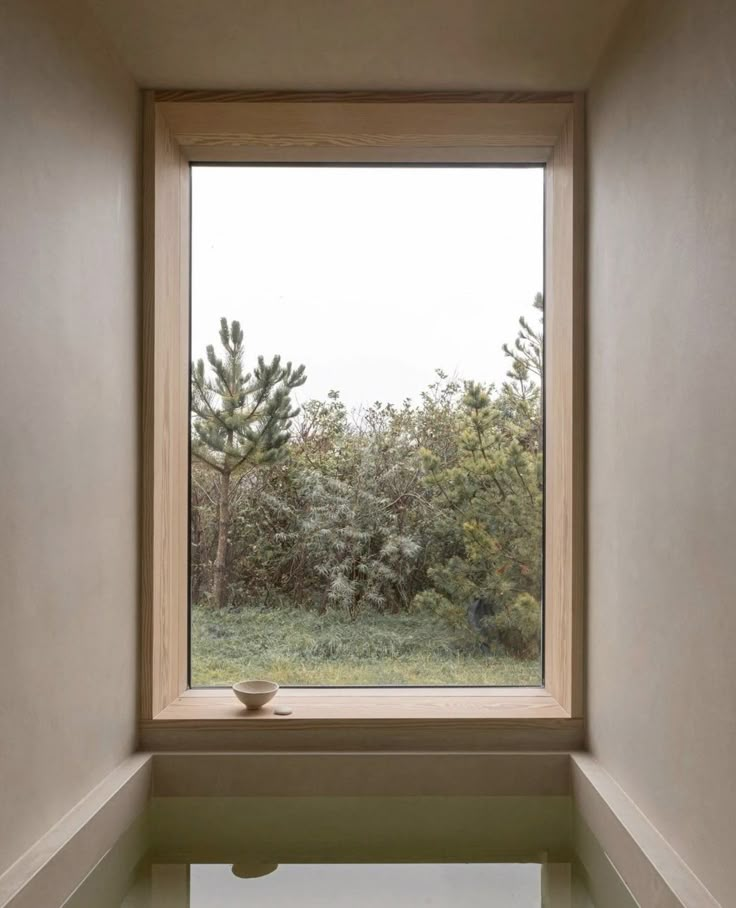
[232,862,279,879]
[232,680,279,710]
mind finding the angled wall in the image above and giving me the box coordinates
[587,1,736,903]
[0,0,140,874]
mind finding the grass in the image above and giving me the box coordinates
[191,603,541,687]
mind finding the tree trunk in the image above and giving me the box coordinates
[213,468,231,608]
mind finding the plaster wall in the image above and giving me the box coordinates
[587,2,736,903]
[0,0,140,875]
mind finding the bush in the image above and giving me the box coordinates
[481,593,541,659]
[190,302,545,663]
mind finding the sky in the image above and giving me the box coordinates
[189,862,541,906]
[191,165,543,412]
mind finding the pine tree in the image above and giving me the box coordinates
[191,318,306,608]
[415,295,544,657]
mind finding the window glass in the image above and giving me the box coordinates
[190,165,544,686]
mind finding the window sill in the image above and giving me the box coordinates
[154,686,564,720]
[140,687,582,752]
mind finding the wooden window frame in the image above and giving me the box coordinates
[140,91,584,751]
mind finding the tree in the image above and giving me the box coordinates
[294,446,421,619]
[415,296,544,657]
[191,318,306,608]
[236,393,425,616]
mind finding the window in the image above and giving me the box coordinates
[189,164,544,687]
[141,93,583,746]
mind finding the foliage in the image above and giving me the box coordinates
[411,293,543,655]
[191,297,543,662]
[481,593,541,659]
[191,317,305,608]
[191,318,306,472]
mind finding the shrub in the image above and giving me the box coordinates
[190,302,544,663]
[481,593,541,658]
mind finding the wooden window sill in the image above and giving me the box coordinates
[140,687,582,751]
[152,686,566,722]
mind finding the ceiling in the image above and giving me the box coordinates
[86,0,631,91]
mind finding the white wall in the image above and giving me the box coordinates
[587,1,736,903]
[0,0,140,874]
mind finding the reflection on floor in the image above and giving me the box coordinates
[64,797,639,907]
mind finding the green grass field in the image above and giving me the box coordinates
[191,603,541,687]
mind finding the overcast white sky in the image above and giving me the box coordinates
[190,862,541,906]
[191,165,543,411]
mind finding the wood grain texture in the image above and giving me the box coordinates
[141,93,190,721]
[184,146,551,163]
[141,721,583,753]
[151,752,570,797]
[159,101,571,152]
[141,92,585,741]
[544,94,586,718]
[140,688,583,751]
[154,90,576,104]
[151,687,563,720]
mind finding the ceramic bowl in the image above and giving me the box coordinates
[232,679,279,710]
[232,863,279,879]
